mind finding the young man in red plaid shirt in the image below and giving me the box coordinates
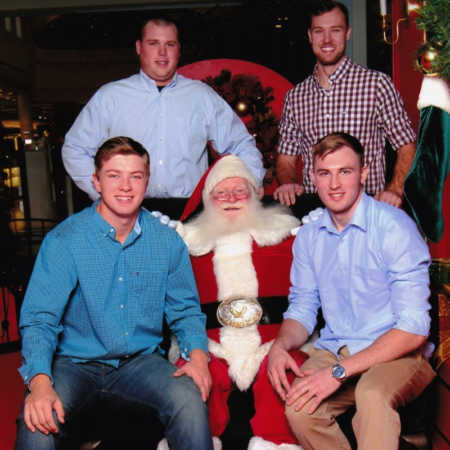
[274,1,416,215]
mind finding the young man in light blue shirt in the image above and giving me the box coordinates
[267,132,435,450]
[16,136,213,450]
[62,18,264,207]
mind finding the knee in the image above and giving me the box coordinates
[167,377,207,415]
[285,401,316,430]
[354,382,392,412]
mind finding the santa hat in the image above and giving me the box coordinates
[180,155,261,222]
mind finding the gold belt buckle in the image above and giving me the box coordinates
[216,297,263,328]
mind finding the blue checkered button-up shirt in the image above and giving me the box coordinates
[19,203,208,384]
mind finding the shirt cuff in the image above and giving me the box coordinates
[179,335,209,360]
[19,361,53,387]
[394,311,431,337]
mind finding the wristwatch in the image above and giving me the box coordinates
[331,363,347,382]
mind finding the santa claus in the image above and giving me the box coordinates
[173,155,312,450]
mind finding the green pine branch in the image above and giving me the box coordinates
[416,0,450,80]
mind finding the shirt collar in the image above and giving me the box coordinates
[313,56,351,88]
[90,201,143,243]
[318,191,369,234]
[139,69,178,91]
[328,56,351,84]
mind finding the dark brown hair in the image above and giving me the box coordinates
[308,1,349,29]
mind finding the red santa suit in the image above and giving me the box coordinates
[176,155,308,450]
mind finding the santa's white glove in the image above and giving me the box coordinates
[291,207,324,235]
[150,211,179,229]
[301,207,324,225]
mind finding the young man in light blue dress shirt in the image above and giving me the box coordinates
[16,136,213,450]
[62,18,264,212]
[267,132,435,450]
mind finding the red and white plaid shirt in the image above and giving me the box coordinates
[278,57,416,194]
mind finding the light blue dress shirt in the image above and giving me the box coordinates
[285,193,431,356]
[19,203,208,384]
[62,70,265,200]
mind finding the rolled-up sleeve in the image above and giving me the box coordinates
[382,213,431,336]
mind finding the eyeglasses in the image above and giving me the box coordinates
[211,186,250,201]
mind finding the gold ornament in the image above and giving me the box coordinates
[415,42,440,76]
[236,101,248,114]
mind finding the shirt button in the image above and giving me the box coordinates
[159,160,163,165]
[120,304,124,309]
[110,228,114,233]
[118,277,124,282]
[125,332,129,336]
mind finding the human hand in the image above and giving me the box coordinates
[173,350,212,402]
[375,189,402,208]
[24,374,65,435]
[267,342,303,401]
[286,366,341,414]
[273,183,304,206]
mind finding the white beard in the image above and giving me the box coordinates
[178,199,300,256]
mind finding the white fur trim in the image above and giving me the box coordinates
[213,436,223,450]
[213,232,257,300]
[417,76,450,114]
[156,438,170,450]
[158,436,222,450]
[203,155,260,202]
[208,326,272,391]
[248,436,304,450]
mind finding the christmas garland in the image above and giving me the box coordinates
[415,0,449,80]
[203,70,279,184]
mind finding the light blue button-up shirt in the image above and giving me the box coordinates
[19,203,208,384]
[285,193,431,356]
[62,70,265,200]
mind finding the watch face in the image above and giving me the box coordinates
[332,364,346,379]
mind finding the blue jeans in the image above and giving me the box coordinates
[15,353,213,450]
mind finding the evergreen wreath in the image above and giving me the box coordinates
[203,69,280,184]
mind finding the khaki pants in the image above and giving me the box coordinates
[285,346,435,450]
